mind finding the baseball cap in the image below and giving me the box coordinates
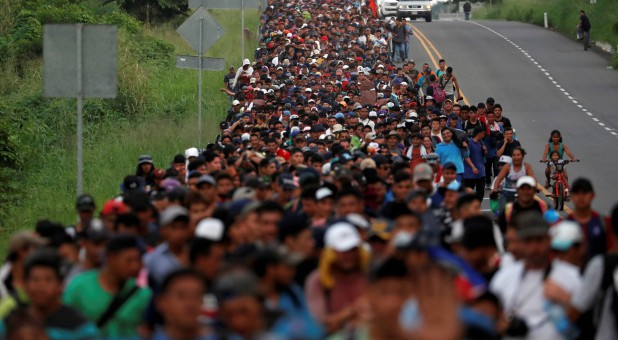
[406,189,427,202]
[100,199,128,217]
[365,132,376,141]
[197,175,216,186]
[550,220,583,251]
[185,147,199,158]
[195,218,225,241]
[325,222,361,252]
[159,206,189,227]
[82,218,110,243]
[413,163,433,182]
[278,173,297,190]
[76,193,96,212]
[347,213,370,230]
[498,155,512,165]
[9,231,48,254]
[138,154,153,165]
[424,153,440,165]
[232,100,240,106]
[316,187,334,201]
[515,211,549,239]
[516,176,536,189]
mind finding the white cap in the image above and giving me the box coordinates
[516,176,536,189]
[550,220,584,251]
[250,77,256,84]
[316,187,334,201]
[342,65,349,70]
[242,58,250,66]
[368,142,379,149]
[321,163,331,176]
[499,155,512,164]
[241,133,251,141]
[325,222,362,252]
[401,82,408,86]
[426,96,434,100]
[232,100,240,106]
[386,102,394,108]
[185,147,199,158]
[408,110,418,118]
[331,124,343,133]
[346,213,370,230]
[195,218,225,241]
[305,88,312,92]
[369,111,378,117]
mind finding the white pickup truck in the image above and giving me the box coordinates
[396,0,433,22]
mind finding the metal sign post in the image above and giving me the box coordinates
[44,24,117,196]
[241,0,245,61]
[177,7,225,148]
[198,16,203,148]
[76,24,84,195]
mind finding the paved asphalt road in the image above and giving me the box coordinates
[405,19,618,214]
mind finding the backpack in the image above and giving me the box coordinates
[430,82,446,103]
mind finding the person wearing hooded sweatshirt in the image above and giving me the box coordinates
[136,155,155,188]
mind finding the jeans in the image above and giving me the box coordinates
[464,178,485,198]
[464,12,470,21]
[394,43,406,62]
[485,156,499,185]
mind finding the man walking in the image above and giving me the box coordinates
[463,1,472,21]
[390,18,407,63]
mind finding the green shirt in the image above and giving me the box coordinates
[62,270,151,339]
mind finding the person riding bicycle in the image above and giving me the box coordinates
[491,147,535,212]
[541,130,577,189]
[545,151,571,196]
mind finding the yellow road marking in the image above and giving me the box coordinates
[408,23,572,213]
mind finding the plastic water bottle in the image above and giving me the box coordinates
[544,301,579,339]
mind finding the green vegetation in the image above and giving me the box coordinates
[0,0,258,248]
[475,0,618,67]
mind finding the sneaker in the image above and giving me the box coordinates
[485,185,491,190]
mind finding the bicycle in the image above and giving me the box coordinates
[540,159,579,211]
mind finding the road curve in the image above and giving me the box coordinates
[407,19,618,213]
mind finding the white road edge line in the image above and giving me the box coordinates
[467,21,617,137]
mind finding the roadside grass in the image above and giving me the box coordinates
[474,0,618,67]
[0,9,259,252]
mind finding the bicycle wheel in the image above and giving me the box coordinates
[555,182,564,211]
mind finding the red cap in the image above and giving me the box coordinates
[321,36,328,41]
[100,200,128,217]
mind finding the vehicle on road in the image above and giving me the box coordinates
[541,159,579,211]
[378,0,399,18]
[396,0,432,22]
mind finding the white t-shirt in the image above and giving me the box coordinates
[490,260,582,340]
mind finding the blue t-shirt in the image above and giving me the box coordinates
[464,139,486,179]
[436,141,465,174]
